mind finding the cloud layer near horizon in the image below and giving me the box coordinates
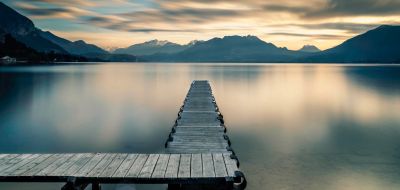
[3,0,400,50]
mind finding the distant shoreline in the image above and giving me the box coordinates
[2,62,400,67]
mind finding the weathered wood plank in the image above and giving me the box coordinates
[62,153,96,176]
[212,154,227,177]
[202,154,215,178]
[168,148,230,154]
[113,154,138,178]
[139,154,159,178]
[21,154,61,176]
[168,145,227,149]
[171,139,227,144]
[99,154,128,178]
[36,154,74,176]
[51,154,88,176]
[0,154,40,176]
[0,154,19,168]
[74,153,105,177]
[0,154,14,164]
[170,136,224,142]
[10,154,51,176]
[174,127,224,131]
[88,154,117,177]
[191,154,202,178]
[126,154,148,178]
[223,153,238,177]
[164,154,180,178]
[0,155,30,172]
[0,154,8,159]
[152,154,169,178]
[168,143,228,149]
[172,133,223,140]
[178,154,191,178]
[169,141,228,146]
[167,147,228,152]
[172,132,225,136]
[182,108,216,112]
[172,136,226,141]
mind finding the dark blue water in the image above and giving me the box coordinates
[0,63,400,190]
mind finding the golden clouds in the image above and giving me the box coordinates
[8,0,400,49]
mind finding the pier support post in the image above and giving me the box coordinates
[61,177,88,190]
[167,184,181,190]
[92,182,101,190]
[61,182,88,190]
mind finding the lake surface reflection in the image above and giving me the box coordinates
[0,63,400,190]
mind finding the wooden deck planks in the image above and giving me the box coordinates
[166,80,230,154]
[99,154,128,178]
[152,154,170,178]
[62,153,96,176]
[164,154,180,178]
[0,153,239,179]
[139,154,159,178]
[112,154,138,178]
[0,81,244,187]
[36,154,73,176]
[126,154,148,178]
[202,154,215,178]
[50,154,87,176]
[74,153,105,177]
[88,154,116,177]
[0,154,40,176]
[10,154,51,176]
[223,153,238,177]
[21,154,59,176]
[213,154,228,177]
[0,154,19,170]
[190,154,202,178]
[0,155,17,164]
[178,154,191,178]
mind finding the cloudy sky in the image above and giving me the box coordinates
[3,0,400,50]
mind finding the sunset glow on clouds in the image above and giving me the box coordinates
[4,0,400,50]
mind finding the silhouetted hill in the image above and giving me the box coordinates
[0,2,107,57]
[143,35,308,62]
[0,34,87,63]
[0,2,34,36]
[40,31,108,55]
[0,2,66,53]
[303,25,400,63]
[114,40,189,56]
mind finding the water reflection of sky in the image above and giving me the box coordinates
[0,63,399,190]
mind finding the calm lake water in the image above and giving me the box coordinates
[0,63,400,190]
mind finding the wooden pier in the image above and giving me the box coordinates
[166,81,231,154]
[0,80,246,190]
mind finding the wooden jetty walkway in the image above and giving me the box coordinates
[0,80,246,190]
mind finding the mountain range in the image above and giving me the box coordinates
[140,26,400,63]
[1,1,399,63]
[0,2,137,62]
[143,26,400,63]
[114,40,191,56]
[39,31,107,55]
[302,25,400,63]
[0,2,65,54]
[298,45,321,53]
[0,2,97,54]
[141,35,311,62]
